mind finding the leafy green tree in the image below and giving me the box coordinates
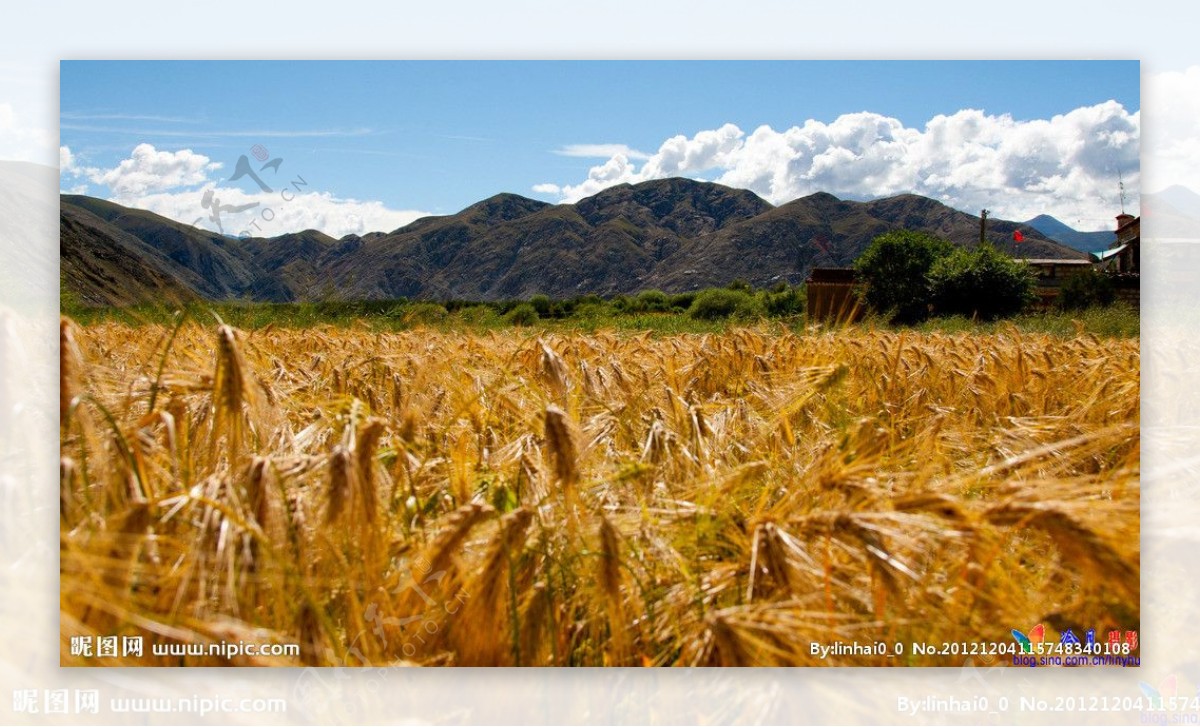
[928,244,1036,320]
[853,230,955,323]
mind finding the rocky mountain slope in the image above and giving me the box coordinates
[61,178,1087,306]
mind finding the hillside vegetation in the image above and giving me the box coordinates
[60,179,1085,306]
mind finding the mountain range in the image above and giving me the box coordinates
[1023,214,1117,253]
[61,178,1091,307]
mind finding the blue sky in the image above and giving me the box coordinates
[59,61,1141,236]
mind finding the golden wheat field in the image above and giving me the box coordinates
[59,318,1139,666]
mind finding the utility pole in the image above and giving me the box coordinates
[979,209,989,246]
[1118,169,1127,215]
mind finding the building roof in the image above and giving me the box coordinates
[1022,258,1095,266]
[807,267,858,283]
[1116,214,1139,233]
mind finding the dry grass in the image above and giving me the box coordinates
[59,319,1139,666]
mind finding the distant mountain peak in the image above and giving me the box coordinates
[1024,214,1072,233]
[586,177,771,205]
[267,229,336,245]
[1024,213,1115,253]
[464,191,549,216]
[1027,213,1063,223]
[574,177,773,240]
[799,191,843,204]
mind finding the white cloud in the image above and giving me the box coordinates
[549,153,641,202]
[65,143,433,237]
[531,183,561,195]
[641,123,745,179]
[84,143,221,198]
[538,104,1140,230]
[59,145,95,193]
[555,143,651,160]
[59,146,78,174]
[136,185,431,238]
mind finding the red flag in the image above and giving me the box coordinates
[1013,230,1025,242]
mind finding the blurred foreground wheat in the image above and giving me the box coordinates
[60,319,1138,666]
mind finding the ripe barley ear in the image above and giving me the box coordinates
[212,325,249,462]
[544,404,579,487]
[355,418,386,526]
[326,446,353,525]
[60,318,82,432]
[539,340,571,407]
[458,507,533,665]
[598,515,630,664]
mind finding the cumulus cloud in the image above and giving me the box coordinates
[61,143,432,237]
[59,146,78,174]
[81,143,221,199]
[550,153,641,202]
[60,145,95,193]
[641,123,745,179]
[136,185,431,238]
[536,104,1140,230]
